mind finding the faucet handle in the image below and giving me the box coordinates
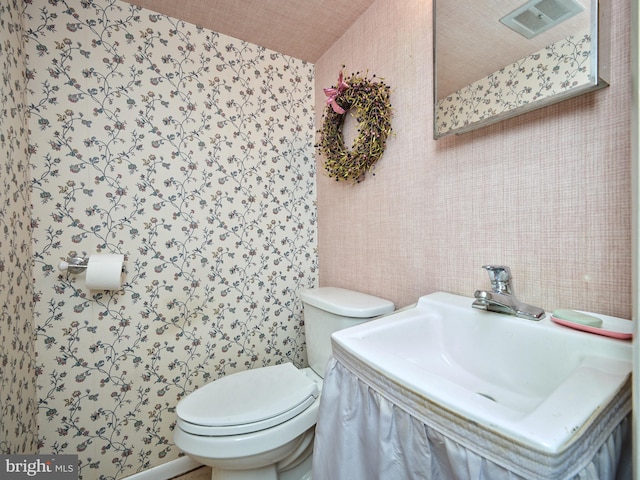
[482,265,512,294]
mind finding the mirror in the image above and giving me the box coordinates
[433,0,609,139]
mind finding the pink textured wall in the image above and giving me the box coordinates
[315,0,632,318]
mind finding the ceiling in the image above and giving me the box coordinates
[123,0,379,63]
[121,1,592,99]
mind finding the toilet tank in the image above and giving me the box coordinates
[299,287,394,377]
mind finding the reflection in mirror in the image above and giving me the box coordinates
[433,0,609,139]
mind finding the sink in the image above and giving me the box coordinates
[330,292,632,453]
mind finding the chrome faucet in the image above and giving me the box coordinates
[472,265,545,321]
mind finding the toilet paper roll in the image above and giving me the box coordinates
[85,254,124,290]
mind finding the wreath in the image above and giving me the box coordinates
[317,70,392,183]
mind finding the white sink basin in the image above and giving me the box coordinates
[331,292,632,453]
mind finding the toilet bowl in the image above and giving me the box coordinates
[174,364,320,479]
[174,287,394,480]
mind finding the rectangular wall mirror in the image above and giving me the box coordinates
[433,0,609,139]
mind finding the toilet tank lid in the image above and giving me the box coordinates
[299,287,394,318]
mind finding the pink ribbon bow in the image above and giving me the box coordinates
[323,71,349,114]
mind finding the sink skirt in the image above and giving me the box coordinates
[312,350,631,480]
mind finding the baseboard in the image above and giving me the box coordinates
[124,457,203,480]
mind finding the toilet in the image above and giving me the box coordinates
[173,286,394,480]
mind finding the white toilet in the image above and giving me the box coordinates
[174,286,394,480]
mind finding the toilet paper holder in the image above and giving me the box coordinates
[58,251,126,290]
[58,251,89,275]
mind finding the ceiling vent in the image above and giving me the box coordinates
[500,0,584,39]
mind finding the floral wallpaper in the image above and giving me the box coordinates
[23,0,316,478]
[436,28,592,135]
[0,0,38,455]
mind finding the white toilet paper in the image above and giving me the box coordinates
[85,254,124,290]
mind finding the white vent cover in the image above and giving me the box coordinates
[500,0,584,39]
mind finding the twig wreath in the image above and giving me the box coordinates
[317,69,393,183]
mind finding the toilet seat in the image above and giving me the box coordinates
[177,363,319,436]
